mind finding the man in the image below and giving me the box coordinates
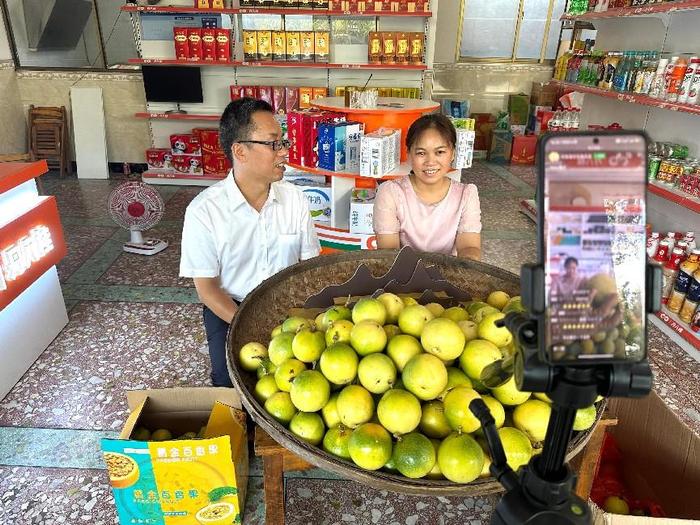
[180,98,321,387]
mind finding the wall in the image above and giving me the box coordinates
[0,7,25,156]
[429,0,554,114]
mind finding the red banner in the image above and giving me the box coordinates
[0,197,66,310]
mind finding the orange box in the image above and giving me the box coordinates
[197,0,211,8]
[212,0,225,7]
[286,31,301,61]
[511,135,537,165]
[300,32,315,62]
[410,32,424,64]
[368,31,382,64]
[381,32,396,64]
[257,30,272,61]
[314,31,329,63]
[299,87,314,108]
[243,31,258,61]
[396,32,409,64]
[272,31,286,61]
[312,87,328,100]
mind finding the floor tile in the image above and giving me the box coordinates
[57,225,117,283]
[0,302,210,430]
[284,478,498,525]
[481,239,537,276]
[461,163,523,195]
[98,228,194,288]
[162,187,205,222]
[480,194,538,233]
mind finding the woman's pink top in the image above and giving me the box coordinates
[372,175,482,255]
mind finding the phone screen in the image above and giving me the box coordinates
[542,133,647,363]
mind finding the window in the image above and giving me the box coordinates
[459,0,566,62]
[1,0,136,69]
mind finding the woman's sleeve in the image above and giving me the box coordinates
[457,183,482,233]
[372,182,401,234]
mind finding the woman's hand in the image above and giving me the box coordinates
[376,233,401,250]
[456,232,481,261]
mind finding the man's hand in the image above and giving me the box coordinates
[193,277,238,323]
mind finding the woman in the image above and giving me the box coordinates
[372,113,482,259]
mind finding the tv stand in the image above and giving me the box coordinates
[165,103,187,115]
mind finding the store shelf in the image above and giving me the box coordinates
[552,81,700,116]
[561,0,700,20]
[121,4,432,16]
[135,112,220,121]
[129,58,427,70]
[287,162,403,180]
[142,171,226,186]
[653,306,700,352]
[648,181,700,214]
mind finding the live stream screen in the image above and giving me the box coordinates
[543,135,647,363]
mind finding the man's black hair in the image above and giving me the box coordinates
[219,97,274,163]
[564,256,579,267]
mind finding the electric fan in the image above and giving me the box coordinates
[108,181,168,256]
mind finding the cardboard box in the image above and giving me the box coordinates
[188,28,203,60]
[102,388,247,525]
[300,32,315,63]
[396,32,409,64]
[317,121,347,172]
[473,112,496,153]
[508,93,530,126]
[146,148,173,171]
[360,128,401,178]
[409,32,424,64]
[170,134,201,156]
[381,32,396,64]
[489,129,513,164]
[345,121,364,173]
[291,182,332,222]
[349,195,374,234]
[287,109,345,167]
[531,81,559,107]
[216,29,232,62]
[589,392,700,524]
[511,135,537,165]
[368,32,382,64]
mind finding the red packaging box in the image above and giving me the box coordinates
[259,86,274,106]
[272,86,286,115]
[287,109,345,167]
[230,86,245,101]
[188,28,203,60]
[146,148,172,171]
[285,87,299,114]
[202,29,217,61]
[172,154,203,175]
[243,86,259,99]
[194,128,221,155]
[510,135,537,165]
[174,28,189,61]
[170,134,202,156]
[216,29,232,62]
[203,152,231,175]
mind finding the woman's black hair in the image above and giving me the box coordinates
[564,257,579,267]
[405,113,457,151]
[220,97,274,162]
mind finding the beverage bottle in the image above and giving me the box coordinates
[676,241,689,262]
[648,58,669,98]
[666,56,689,102]
[684,232,696,253]
[679,269,700,323]
[647,231,660,258]
[661,56,680,100]
[691,304,700,332]
[687,62,700,104]
[678,57,699,104]
[665,231,677,251]
[667,250,700,313]
[633,53,647,93]
[572,108,581,130]
[628,52,643,92]
[613,52,630,92]
[662,248,684,304]
[641,53,659,94]
[653,239,671,263]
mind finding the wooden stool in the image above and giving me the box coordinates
[254,426,314,525]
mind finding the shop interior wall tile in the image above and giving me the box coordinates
[0,68,26,154]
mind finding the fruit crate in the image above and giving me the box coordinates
[227,249,606,496]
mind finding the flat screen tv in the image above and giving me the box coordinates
[142,66,204,104]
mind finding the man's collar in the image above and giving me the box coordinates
[226,170,280,211]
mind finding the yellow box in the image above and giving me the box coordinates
[102,388,248,525]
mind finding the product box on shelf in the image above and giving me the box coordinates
[511,135,537,165]
[188,28,203,60]
[243,31,258,61]
[285,87,299,114]
[146,149,174,171]
[410,32,424,64]
[381,32,396,65]
[508,93,530,126]
[272,31,286,61]
[473,113,496,156]
[345,122,364,173]
[258,30,272,61]
[489,129,513,164]
[287,109,345,167]
[441,99,470,118]
[368,32,382,64]
[242,86,259,99]
[101,388,248,525]
[172,154,204,175]
[530,81,559,107]
[202,28,217,61]
[312,87,328,101]
[315,31,330,63]
[300,32,315,63]
[360,128,401,178]
[193,128,220,155]
[170,134,201,156]
[259,86,274,107]
[174,28,189,61]
[283,172,327,185]
[396,32,409,64]
[318,122,348,172]
[216,29,231,62]
[299,87,314,109]
[286,32,301,62]
[291,182,332,222]
[349,189,375,234]
[203,152,231,175]
[230,86,244,101]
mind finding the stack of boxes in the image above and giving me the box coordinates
[242,30,329,63]
[230,85,328,113]
[173,27,232,62]
[317,121,364,173]
[336,86,421,99]
[451,118,476,170]
[287,109,346,168]
[146,129,231,176]
[368,31,424,65]
[360,128,401,178]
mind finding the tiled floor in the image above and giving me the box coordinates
[0,162,697,524]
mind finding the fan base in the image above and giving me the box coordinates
[123,238,168,256]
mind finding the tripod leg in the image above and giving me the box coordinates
[539,403,577,480]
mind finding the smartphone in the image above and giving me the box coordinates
[538,131,648,364]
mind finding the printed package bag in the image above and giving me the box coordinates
[102,388,248,525]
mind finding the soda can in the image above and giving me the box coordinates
[648,156,661,181]
[670,143,689,159]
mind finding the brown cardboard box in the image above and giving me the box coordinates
[590,392,700,523]
[531,81,559,107]
[396,32,409,64]
[472,112,496,154]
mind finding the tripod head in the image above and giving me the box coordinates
[470,262,662,525]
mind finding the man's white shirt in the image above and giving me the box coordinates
[179,171,321,301]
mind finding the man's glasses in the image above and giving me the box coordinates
[238,139,291,151]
